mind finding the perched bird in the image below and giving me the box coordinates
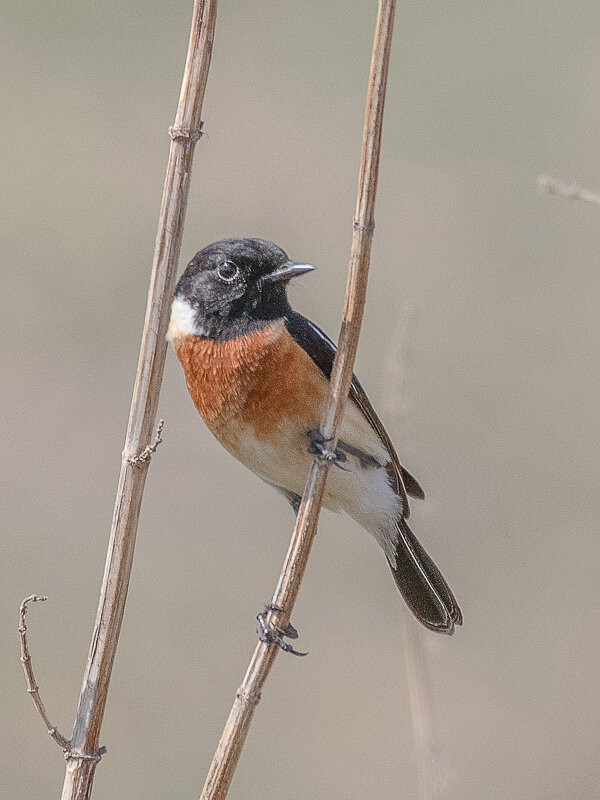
[168,238,462,635]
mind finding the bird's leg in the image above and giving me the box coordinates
[256,604,307,656]
[289,493,301,516]
[277,487,302,516]
[306,429,349,470]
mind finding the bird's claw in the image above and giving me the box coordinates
[256,604,307,657]
[306,429,349,470]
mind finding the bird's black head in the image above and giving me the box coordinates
[168,238,315,341]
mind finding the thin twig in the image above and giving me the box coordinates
[198,3,396,799]
[58,3,218,799]
[127,419,165,465]
[537,175,600,207]
[19,595,71,751]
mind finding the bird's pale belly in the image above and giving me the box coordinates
[172,326,399,534]
[214,413,318,496]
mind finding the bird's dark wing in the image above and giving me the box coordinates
[283,308,425,517]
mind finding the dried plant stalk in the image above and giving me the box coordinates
[537,175,600,207]
[383,313,441,800]
[199,3,397,799]
[402,622,440,800]
[55,3,218,798]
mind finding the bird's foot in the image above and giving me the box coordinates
[306,429,349,470]
[257,604,308,657]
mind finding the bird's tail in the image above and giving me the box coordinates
[388,518,462,635]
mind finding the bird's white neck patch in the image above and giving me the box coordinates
[167,296,201,341]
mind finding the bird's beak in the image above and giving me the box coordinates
[262,261,316,284]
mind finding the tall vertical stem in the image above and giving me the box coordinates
[199,3,397,799]
[60,3,218,798]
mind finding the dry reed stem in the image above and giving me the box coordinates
[537,175,600,207]
[199,3,397,799]
[402,623,440,800]
[54,3,218,798]
[383,313,441,800]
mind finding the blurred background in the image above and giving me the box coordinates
[3,1,600,798]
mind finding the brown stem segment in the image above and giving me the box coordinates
[59,2,218,799]
[198,3,397,799]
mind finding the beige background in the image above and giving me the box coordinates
[3,2,600,798]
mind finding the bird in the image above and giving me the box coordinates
[167,237,462,637]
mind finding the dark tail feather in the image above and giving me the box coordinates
[388,518,462,635]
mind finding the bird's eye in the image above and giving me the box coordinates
[217,261,239,283]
